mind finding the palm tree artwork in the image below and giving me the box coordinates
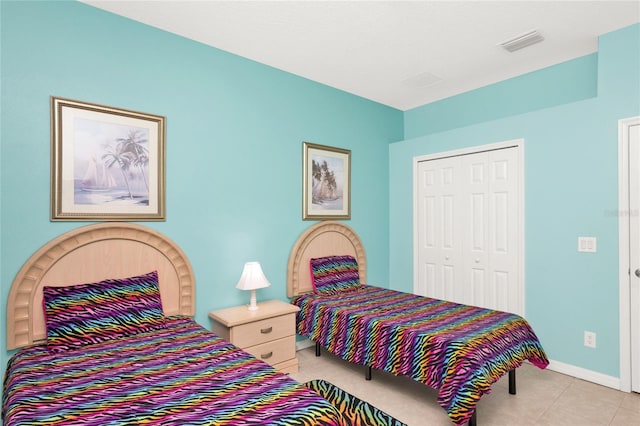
[101,130,149,201]
[311,156,343,210]
[76,127,150,206]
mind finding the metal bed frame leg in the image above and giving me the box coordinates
[508,369,516,395]
[315,342,321,357]
[365,366,372,380]
[466,370,513,426]
[468,410,477,426]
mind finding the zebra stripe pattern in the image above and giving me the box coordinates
[2,317,347,425]
[42,271,167,353]
[293,285,549,426]
[310,255,361,294]
[304,379,406,426]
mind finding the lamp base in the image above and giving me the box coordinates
[247,289,259,310]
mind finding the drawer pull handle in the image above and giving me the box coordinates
[261,351,273,359]
[260,327,273,334]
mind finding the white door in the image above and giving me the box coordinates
[416,155,463,303]
[415,143,523,315]
[618,116,639,393]
[629,122,640,393]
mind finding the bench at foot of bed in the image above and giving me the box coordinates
[304,379,406,426]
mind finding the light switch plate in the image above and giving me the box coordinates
[578,237,597,253]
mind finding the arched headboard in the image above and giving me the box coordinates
[6,223,195,350]
[287,221,366,297]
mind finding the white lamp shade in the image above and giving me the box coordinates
[236,262,270,310]
[236,262,271,291]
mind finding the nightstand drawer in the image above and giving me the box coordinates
[231,313,295,348]
[244,335,296,367]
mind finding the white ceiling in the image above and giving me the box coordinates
[82,1,639,111]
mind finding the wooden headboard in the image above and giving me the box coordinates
[287,221,366,297]
[6,223,195,350]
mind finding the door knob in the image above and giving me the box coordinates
[635,269,640,278]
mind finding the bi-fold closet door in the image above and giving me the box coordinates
[415,144,523,316]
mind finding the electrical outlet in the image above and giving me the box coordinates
[584,331,597,348]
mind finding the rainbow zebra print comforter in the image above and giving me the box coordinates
[2,316,347,425]
[292,285,549,425]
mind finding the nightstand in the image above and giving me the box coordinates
[208,299,300,374]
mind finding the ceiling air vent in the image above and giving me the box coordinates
[500,30,544,52]
[401,71,443,88]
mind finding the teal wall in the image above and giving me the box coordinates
[404,53,599,138]
[0,0,402,383]
[2,0,638,398]
[391,24,640,378]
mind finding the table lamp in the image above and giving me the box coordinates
[236,261,271,310]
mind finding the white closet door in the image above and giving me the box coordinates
[416,156,463,303]
[416,146,522,315]
[461,151,490,308]
[486,148,520,312]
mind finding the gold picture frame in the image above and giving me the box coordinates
[51,97,166,221]
[303,142,351,220]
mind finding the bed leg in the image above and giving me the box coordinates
[468,410,477,426]
[508,369,516,395]
[365,366,372,380]
[315,342,321,357]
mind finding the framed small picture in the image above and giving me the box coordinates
[303,142,351,220]
[51,97,166,221]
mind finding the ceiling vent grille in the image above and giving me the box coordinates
[500,30,544,52]
[401,71,443,88]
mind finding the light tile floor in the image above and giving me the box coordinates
[289,347,640,426]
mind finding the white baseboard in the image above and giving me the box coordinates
[296,338,314,351]
[547,359,621,390]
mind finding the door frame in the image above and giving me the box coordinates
[618,116,640,393]
[412,139,525,315]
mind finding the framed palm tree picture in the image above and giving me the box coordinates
[303,142,351,220]
[50,97,165,221]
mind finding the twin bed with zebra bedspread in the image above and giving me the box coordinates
[3,316,346,425]
[292,285,549,426]
[286,221,549,426]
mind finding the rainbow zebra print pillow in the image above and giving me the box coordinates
[43,270,166,353]
[310,255,361,294]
